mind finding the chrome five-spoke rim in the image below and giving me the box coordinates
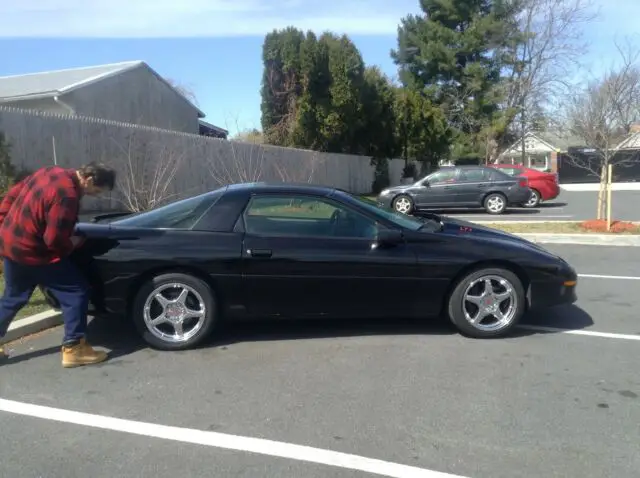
[143,283,206,343]
[395,197,412,214]
[463,275,517,331]
[487,196,505,213]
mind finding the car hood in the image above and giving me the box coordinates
[381,184,415,195]
[430,215,556,256]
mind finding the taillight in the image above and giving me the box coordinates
[518,178,528,187]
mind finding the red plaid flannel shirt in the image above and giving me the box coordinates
[0,166,81,265]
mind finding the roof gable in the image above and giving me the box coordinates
[0,61,143,100]
[615,131,640,150]
[0,60,205,118]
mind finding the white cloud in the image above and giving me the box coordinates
[0,0,418,37]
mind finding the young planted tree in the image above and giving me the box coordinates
[563,41,640,219]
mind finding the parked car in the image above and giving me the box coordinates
[488,164,560,207]
[41,183,577,351]
[377,165,532,215]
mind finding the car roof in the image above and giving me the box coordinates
[223,181,337,196]
[438,165,494,169]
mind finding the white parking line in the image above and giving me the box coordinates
[452,215,573,219]
[579,274,640,280]
[518,325,640,341]
[0,398,467,478]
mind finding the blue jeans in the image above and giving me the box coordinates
[0,257,90,344]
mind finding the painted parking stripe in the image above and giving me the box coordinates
[579,274,640,280]
[0,398,468,478]
[518,325,640,341]
[452,215,573,219]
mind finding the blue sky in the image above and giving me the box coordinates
[0,0,638,136]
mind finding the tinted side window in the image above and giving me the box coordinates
[459,168,487,182]
[112,190,223,229]
[488,169,513,181]
[428,169,457,184]
[498,168,520,176]
[243,195,379,239]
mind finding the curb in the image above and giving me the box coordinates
[561,183,640,192]
[515,233,640,246]
[1,309,62,345]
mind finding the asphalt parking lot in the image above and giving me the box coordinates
[423,190,640,222]
[2,244,639,478]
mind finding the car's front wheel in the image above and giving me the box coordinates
[447,267,526,338]
[132,272,218,350]
[392,194,414,215]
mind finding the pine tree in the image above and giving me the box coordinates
[392,0,521,158]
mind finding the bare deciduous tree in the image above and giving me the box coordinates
[207,134,324,187]
[504,0,597,152]
[112,133,185,212]
[165,77,199,106]
[562,39,640,218]
[232,128,265,144]
[272,150,323,184]
[207,138,267,186]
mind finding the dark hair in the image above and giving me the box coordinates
[77,162,116,190]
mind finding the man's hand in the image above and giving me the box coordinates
[71,235,86,248]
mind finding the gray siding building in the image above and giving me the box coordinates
[0,61,228,138]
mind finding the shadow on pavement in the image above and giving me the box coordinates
[81,304,595,358]
[84,315,458,357]
[3,304,594,364]
[539,202,568,208]
[416,208,543,216]
[514,304,594,336]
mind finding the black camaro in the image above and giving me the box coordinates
[42,182,578,350]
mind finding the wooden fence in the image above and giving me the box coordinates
[0,106,406,211]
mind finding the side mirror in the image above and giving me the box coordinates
[373,228,404,248]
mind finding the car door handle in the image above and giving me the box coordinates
[248,249,272,258]
[443,186,454,189]
[477,184,488,188]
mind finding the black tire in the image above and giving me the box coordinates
[392,194,415,215]
[523,189,541,208]
[131,272,218,351]
[483,192,507,214]
[447,267,525,338]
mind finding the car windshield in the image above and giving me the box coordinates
[348,194,438,231]
[112,189,223,229]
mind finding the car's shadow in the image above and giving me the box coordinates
[539,201,568,208]
[417,208,542,216]
[80,304,594,360]
[414,201,568,216]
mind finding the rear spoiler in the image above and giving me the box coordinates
[90,212,132,223]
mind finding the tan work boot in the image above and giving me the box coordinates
[61,338,108,368]
[0,345,7,360]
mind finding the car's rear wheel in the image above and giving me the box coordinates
[447,267,525,338]
[483,193,507,214]
[524,189,541,208]
[132,272,218,350]
[392,194,414,215]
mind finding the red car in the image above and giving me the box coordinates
[489,164,560,207]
